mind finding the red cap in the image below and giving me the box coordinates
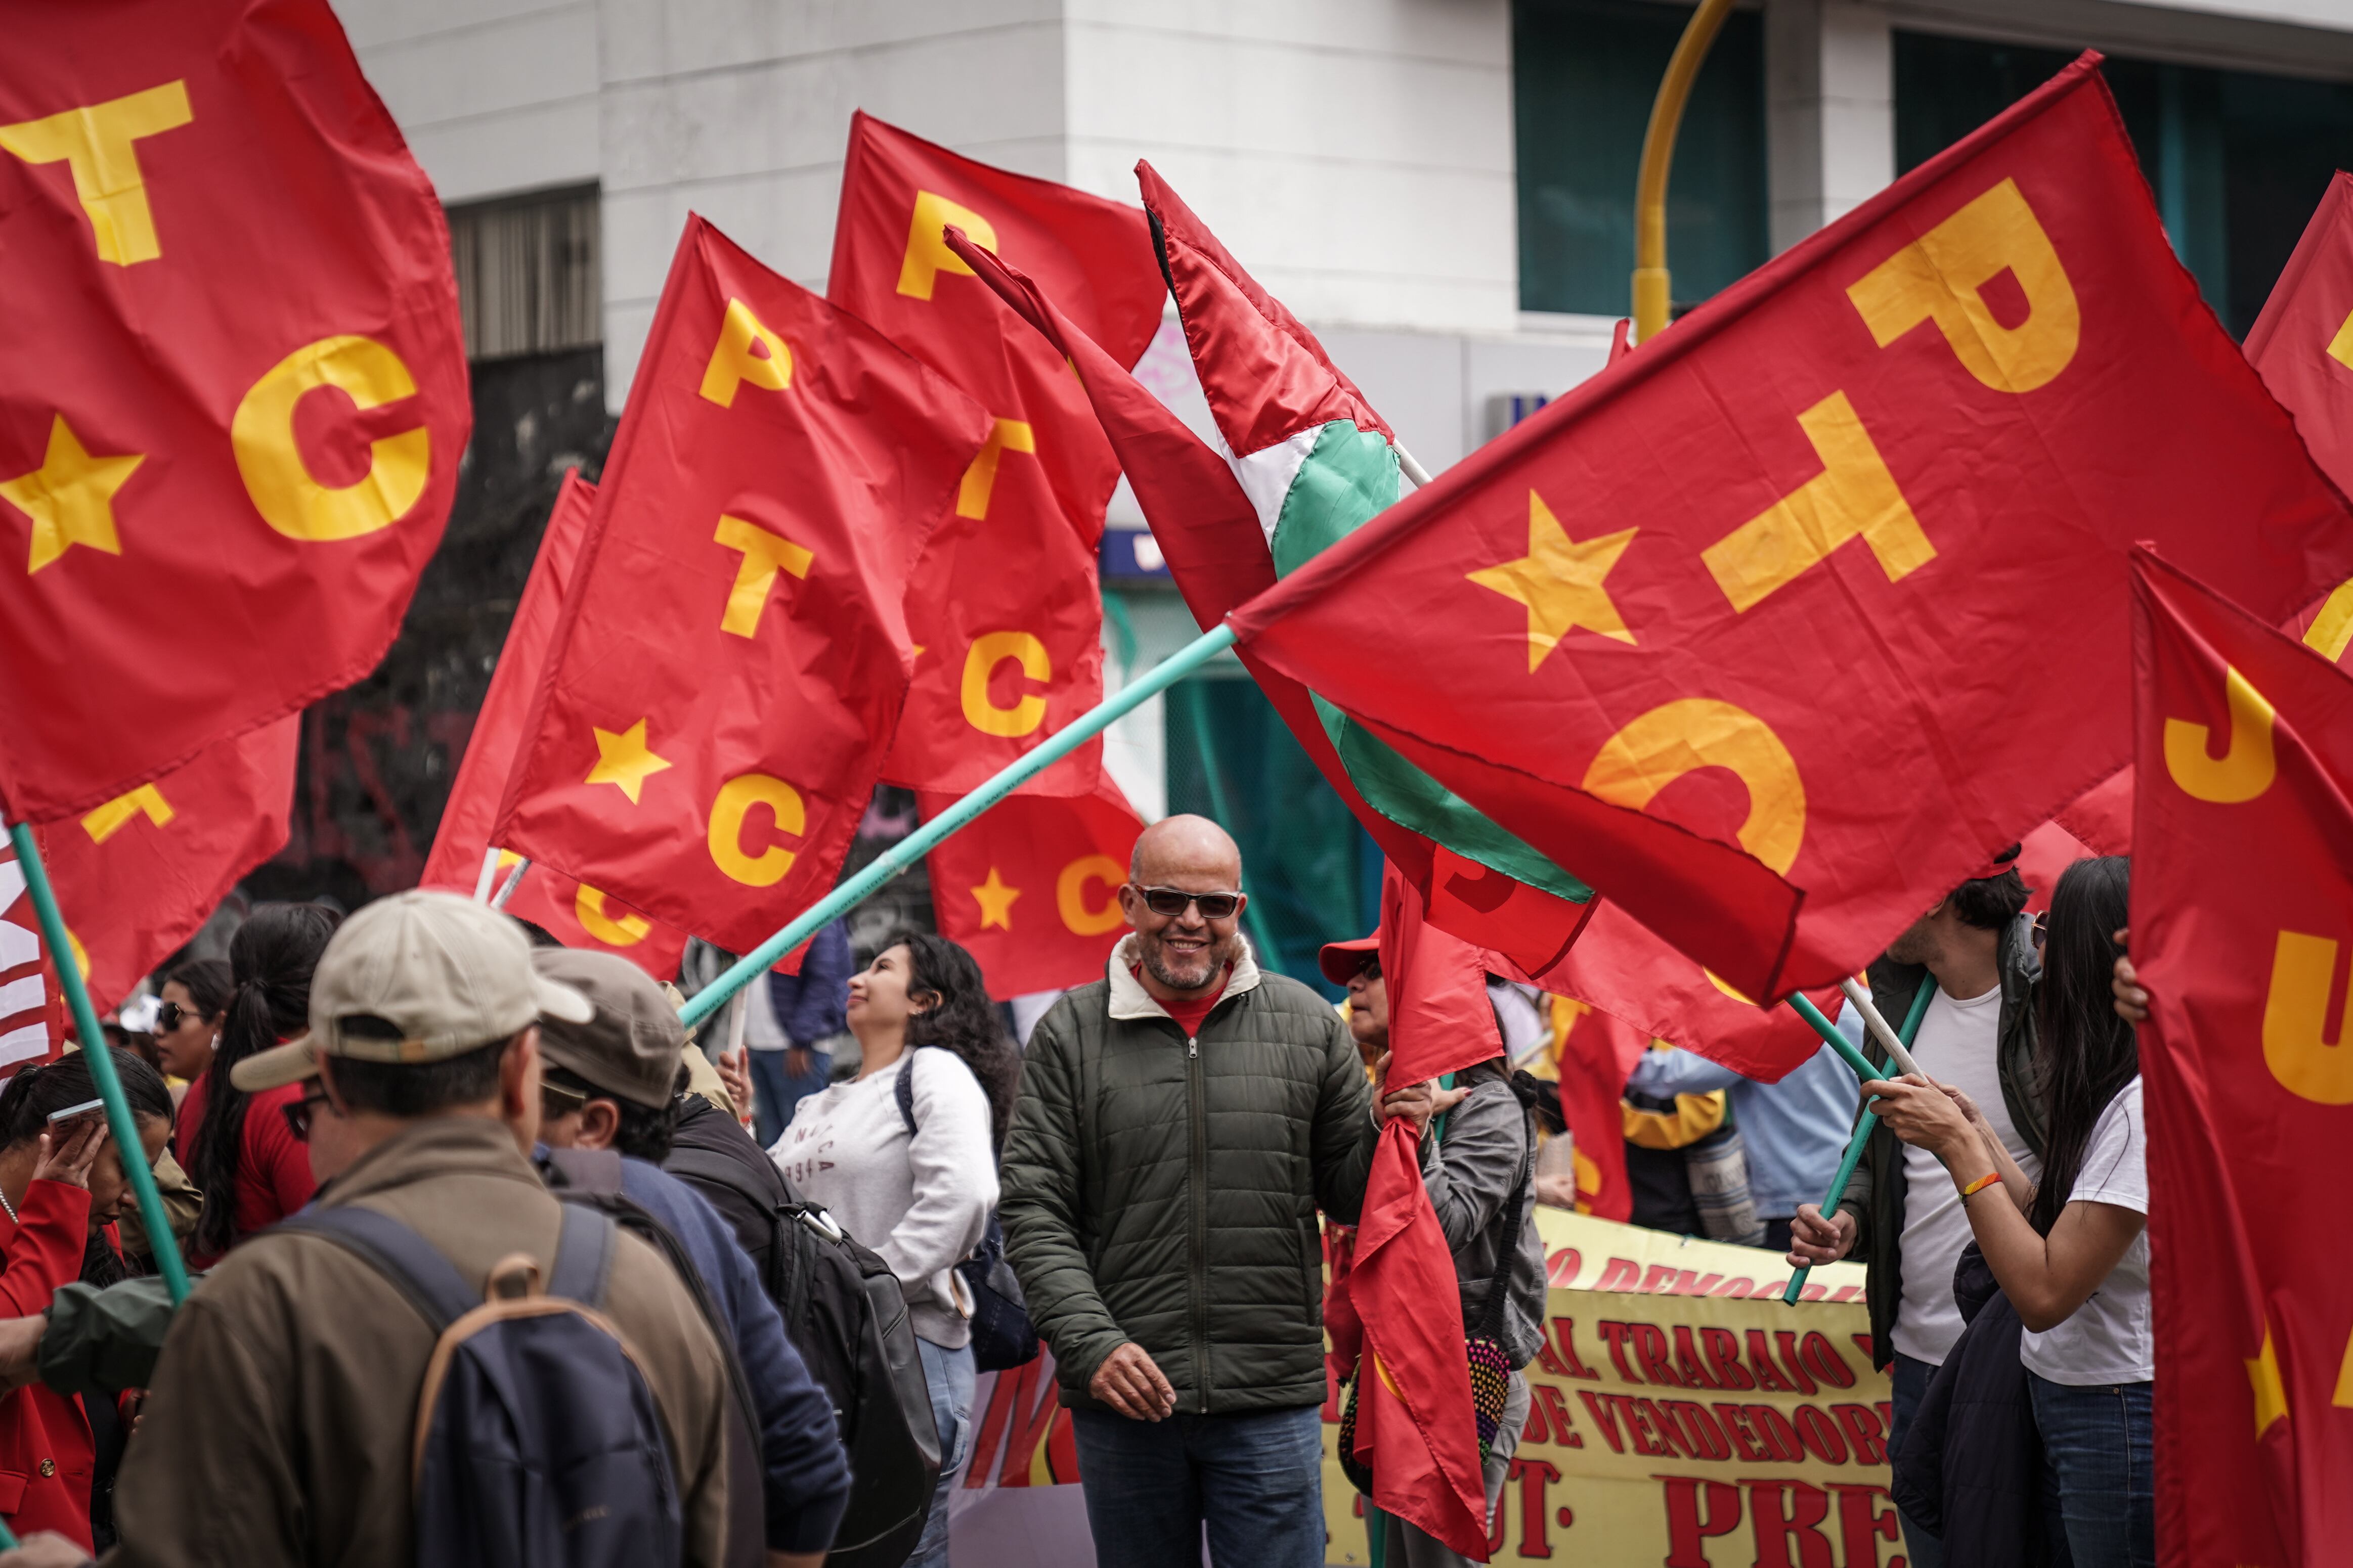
[1317,933,1379,984]
[1967,842,2025,881]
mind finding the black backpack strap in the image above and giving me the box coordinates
[276,1206,478,1331]
[895,1049,920,1138]
[545,1201,615,1307]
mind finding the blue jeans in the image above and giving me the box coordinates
[748,1047,830,1149]
[911,1338,975,1568]
[2029,1371,2155,1568]
[1889,1352,1947,1568]
[1069,1403,1325,1568]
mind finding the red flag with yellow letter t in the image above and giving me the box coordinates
[1224,55,2353,1003]
[829,112,1163,798]
[493,215,990,955]
[0,0,467,822]
[2131,548,2353,1568]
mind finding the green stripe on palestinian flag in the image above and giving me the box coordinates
[1152,176,1591,908]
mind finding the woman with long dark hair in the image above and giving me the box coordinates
[178,904,340,1267]
[0,1049,175,1551]
[769,930,1011,1568]
[150,959,231,1091]
[1870,857,2152,1567]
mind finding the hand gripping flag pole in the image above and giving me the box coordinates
[4,824,195,1315]
[1780,983,1934,1306]
[677,622,1241,1032]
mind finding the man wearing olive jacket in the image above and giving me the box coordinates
[1000,815,1433,1568]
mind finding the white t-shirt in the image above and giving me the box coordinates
[2022,1078,2152,1385]
[1892,982,2041,1366]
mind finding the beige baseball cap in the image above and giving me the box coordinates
[232,889,593,1092]
[532,949,685,1110]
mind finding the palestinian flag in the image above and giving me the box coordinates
[1142,167,1598,922]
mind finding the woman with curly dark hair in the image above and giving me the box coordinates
[769,930,1012,1568]
[177,904,340,1267]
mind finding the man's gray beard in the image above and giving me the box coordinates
[1142,931,1228,992]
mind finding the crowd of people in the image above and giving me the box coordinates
[0,814,2153,1568]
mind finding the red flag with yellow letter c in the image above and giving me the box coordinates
[830,112,1164,799]
[1224,55,2353,1003]
[493,215,990,956]
[2131,547,2353,1568]
[0,0,468,823]
[919,775,1146,1000]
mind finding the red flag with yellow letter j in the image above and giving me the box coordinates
[2131,548,2353,1567]
[493,216,990,956]
[1225,55,2353,1003]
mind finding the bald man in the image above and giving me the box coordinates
[999,815,1434,1568]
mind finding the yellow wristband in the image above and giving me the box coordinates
[1958,1171,2001,1200]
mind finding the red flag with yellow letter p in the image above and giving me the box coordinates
[831,113,1163,798]
[1224,56,2353,1002]
[0,0,468,822]
[494,216,990,955]
[2131,548,2353,1567]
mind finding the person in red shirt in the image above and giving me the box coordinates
[0,1048,176,1552]
[176,905,340,1269]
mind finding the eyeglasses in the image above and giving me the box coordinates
[155,1002,195,1034]
[1351,957,1382,981]
[538,1079,589,1120]
[1134,885,1244,921]
[281,1080,334,1142]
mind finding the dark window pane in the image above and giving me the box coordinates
[1896,32,2353,338]
[1515,0,1767,316]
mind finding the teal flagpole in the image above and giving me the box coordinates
[679,622,1240,1032]
[5,822,194,1314]
[1779,983,1933,1306]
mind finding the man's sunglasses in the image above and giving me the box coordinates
[1134,885,1243,921]
[281,1079,334,1142]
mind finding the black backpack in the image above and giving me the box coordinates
[278,1202,683,1568]
[664,1114,940,1568]
[894,1050,1039,1373]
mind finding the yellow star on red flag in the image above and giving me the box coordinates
[971,867,1021,929]
[0,415,144,574]
[585,719,673,803]
[1466,489,1637,672]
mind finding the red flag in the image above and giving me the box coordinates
[494,215,990,955]
[1218,57,2353,1002]
[1342,865,1496,1555]
[504,860,690,983]
[940,229,1592,980]
[1547,995,1641,1222]
[2246,169,2353,500]
[0,842,66,1070]
[0,0,468,822]
[920,777,1144,1001]
[1538,901,1844,1083]
[2129,547,2353,1565]
[31,719,296,1011]
[830,113,1162,798]
[421,471,598,896]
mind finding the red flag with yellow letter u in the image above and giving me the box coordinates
[0,0,467,822]
[1224,55,2353,1002]
[494,216,990,955]
[2131,548,2353,1567]
[830,113,1163,798]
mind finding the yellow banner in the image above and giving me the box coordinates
[1322,1211,1896,1566]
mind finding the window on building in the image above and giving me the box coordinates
[1895,33,2353,338]
[1163,675,1380,995]
[1514,0,1768,318]
[446,185,601,360]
